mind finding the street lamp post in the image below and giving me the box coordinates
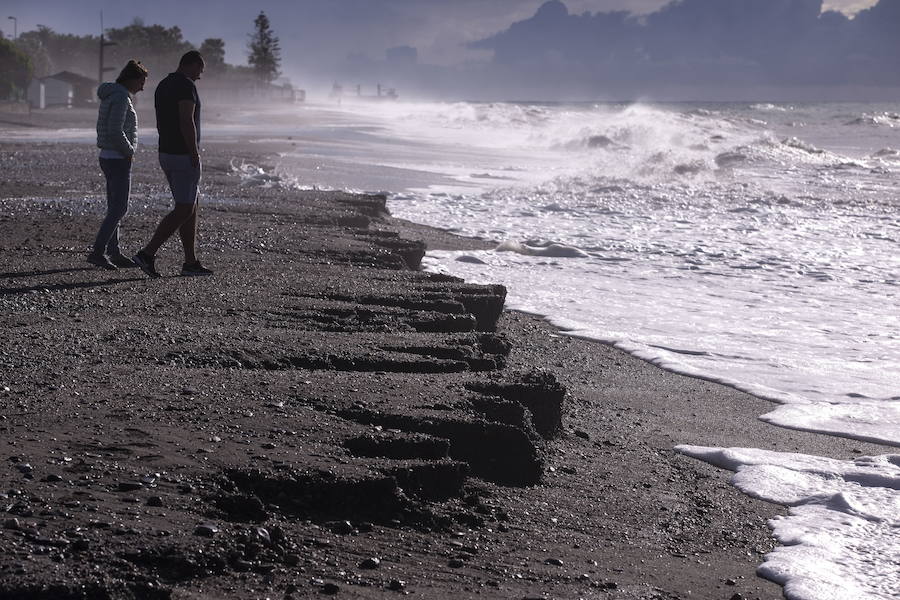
[98,12,116,86]
[6,16,16,40]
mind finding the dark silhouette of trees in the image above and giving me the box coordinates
[9,21,194,84]
[0,37,32,99]
[106,20,194,81]
[247,11,280,83]
[15,26,97,78]
[2,16,292,101]
[199,38,226,76]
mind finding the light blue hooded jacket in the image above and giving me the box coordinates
[96,82,137,158]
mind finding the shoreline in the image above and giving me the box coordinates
[0,132,892,599]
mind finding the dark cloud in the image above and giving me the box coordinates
[466,0,900,97]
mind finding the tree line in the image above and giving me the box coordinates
[0,11,281,101]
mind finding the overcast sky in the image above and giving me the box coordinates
[3,0,892,100]
[2,0,878,68]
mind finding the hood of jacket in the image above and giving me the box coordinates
[97,82,128,101]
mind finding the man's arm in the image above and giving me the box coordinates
[178,99,200,168]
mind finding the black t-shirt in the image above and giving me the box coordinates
[155,72,201,155]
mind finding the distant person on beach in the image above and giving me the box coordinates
[88,60,149,270]
[132,50,212,278]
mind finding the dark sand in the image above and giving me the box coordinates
[0,111,890,600]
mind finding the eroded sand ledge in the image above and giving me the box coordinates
[0,137,889,599]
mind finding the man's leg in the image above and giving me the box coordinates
[143,153,201,258]
[142,204,196,256]
[178,157,202,265]
[177,204,198,265]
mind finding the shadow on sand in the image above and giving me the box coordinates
[0,267,94,280]
[0,276,148,295]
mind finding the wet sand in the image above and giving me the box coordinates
[0,111,890,599]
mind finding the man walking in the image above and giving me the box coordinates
[133,50,212,277]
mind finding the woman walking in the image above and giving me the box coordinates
[87,59,149,269]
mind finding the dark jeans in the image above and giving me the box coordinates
[93,157,132,255]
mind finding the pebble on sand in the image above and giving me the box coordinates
[194,523,219,537]
[321,582,340,594]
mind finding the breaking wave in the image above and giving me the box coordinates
[846,112,900,127]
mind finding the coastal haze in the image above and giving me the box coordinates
[2,1,899,599]
[3,0,898,100]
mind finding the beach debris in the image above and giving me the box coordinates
[359,557,381,569]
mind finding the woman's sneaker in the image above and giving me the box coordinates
[87,252,117,270]
[181,261,213,276]
[132,250,161,278]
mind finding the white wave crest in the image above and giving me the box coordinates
[495,240,589,258]
[781,137,824,154]
[751,103,793,112]
[229,159,313,190]
[846,112,900,127]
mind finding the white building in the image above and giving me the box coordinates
[27,71,96,109]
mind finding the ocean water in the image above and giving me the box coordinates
[271,100,900,600]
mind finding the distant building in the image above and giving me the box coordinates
[27,71,97,109]
[336,83,398,103]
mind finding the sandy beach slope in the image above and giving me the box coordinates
[0,110,890,599]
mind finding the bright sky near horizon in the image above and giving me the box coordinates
[2,0,879,68]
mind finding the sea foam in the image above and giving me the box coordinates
[676,446,900,600]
